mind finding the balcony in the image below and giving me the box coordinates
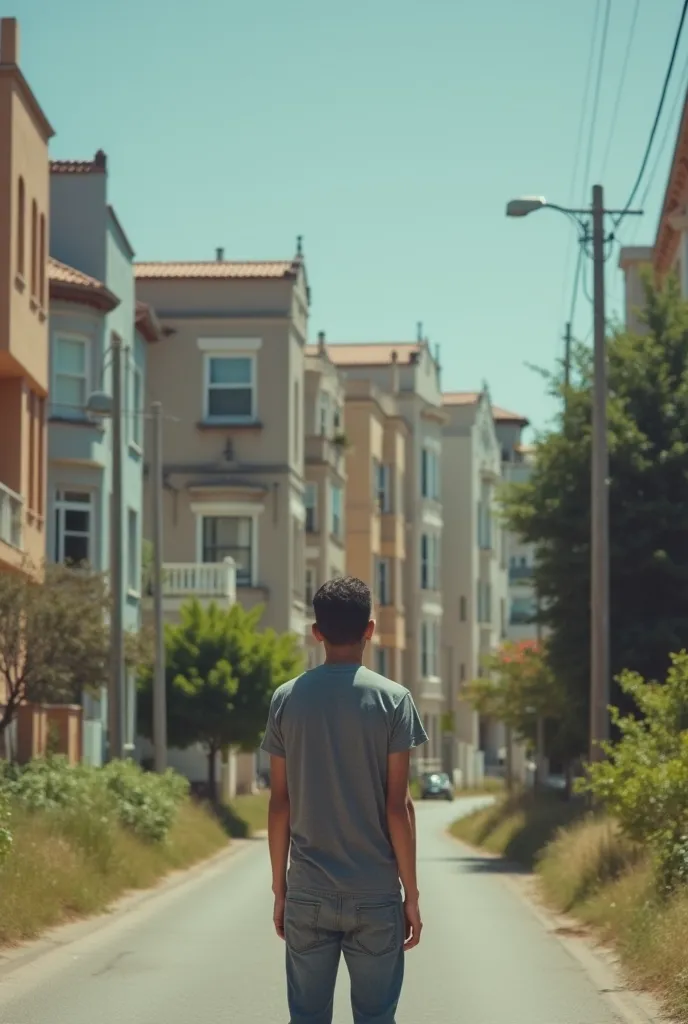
[305,435,346,473]
[144,560,237,623]
[0,481,23,554]
[509,564,533,583]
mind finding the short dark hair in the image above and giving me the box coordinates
[312,576,372,645]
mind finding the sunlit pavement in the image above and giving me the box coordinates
[0,797,622,1023]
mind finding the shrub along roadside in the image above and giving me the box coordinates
[0,758,229,948]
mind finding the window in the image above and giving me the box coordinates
[305,566,316,604]
[477,580,492,623]
[30,199,37,297]
[478,482,492,549]
[421,619,439,678]
[421,446,440,500]
[17,177,25,277]
[204,355,255,422]
[375,647,390,677]
[305,482,317,532]
[39,213,45,305]
[376,557,390,605]
[54,335,88,417]
[201,515,253,586]
[421,533,440,590]
[510,595,536,625]
[54,490,92,566]
[377,463,391,512]
[330,483,343,539]
[293,380,300,463]
[319,391,330,436]
[130,361,143,447]
[460,595,467,622]
[127,509,138,593]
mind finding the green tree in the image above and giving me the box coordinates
[501,275,688,760]
[137,599,303,798]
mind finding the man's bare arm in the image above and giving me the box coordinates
[268,755,290,898]
[386,750,423,948]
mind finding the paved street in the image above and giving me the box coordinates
[0,798,624,1024]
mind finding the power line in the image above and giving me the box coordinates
[580,0,613,200]
[617,0,688,226]
[599,0,641,180]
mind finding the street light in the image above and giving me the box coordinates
[506,185,642,765]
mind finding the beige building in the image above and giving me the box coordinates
[302,333,347,663]
[328,340,445,770]
[0,19,52,578]
[135,250,309,642]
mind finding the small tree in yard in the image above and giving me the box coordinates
[0,563,115,738]
[138,599,303,799]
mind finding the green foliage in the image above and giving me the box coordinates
[0,791,11,865]
[579,652,688,892]
[501,275,688,759]
[0,757,189,844]
[137,600,303,791]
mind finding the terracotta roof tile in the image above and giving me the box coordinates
[48,257,119,312]
[326,343,421,367]
[50,150,107,174]
[493,405,529,424]
[48,257,105,290]
[134,261,296,280]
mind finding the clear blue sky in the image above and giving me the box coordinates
[14,0,687,435]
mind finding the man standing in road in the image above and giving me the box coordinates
[262,575,427,1024]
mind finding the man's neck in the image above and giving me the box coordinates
[323,645,364,666]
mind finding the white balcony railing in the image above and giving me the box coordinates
[0,482,23,550]
[162,559,236,603]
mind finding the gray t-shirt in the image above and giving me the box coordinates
[261,663,428,894]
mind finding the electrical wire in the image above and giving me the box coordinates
[617,0,688,226]
[599,0,641,180]
[580,0,613,197]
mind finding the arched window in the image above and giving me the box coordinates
[17,177,25,277]
[30,199,37,297]
[39,213,45,305]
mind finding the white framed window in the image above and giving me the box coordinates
[421,446,440,500]
[305,482,318,533]
[377,463,391,512]
[130,361,143,447]
[203,354,256,422]
[54,489,92,565]
[319,391,330,436]
[376,557,390,605]
[420,619,439,678]
[305,566,316,605]
[421,533,440,590]
[375,646,390,677]
[477,580,492,623]
[127,508,139,593]
[53,334,89,418]
[330,483,343,540]
[201,515,254,586]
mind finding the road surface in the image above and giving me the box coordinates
[0,797,626,1023]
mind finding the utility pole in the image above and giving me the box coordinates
[590,184,610,764]
[151,401,167,773]
[109,335,125,762]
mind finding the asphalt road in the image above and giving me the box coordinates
[0,797,626,1024]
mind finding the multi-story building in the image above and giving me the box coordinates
[0,18,52,579]
[327,340,445,770]
[303,333,347,665]
[47,151,153,758]
[135,249,309,639]
[441,389,509,783]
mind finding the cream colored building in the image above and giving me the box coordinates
[135,250,309,641]
[441,389,509,784]
[328,340,445,770]
[303,333,347,665]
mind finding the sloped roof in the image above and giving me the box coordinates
[443,391,529,425]
[48,257,119,312]
[326,342,422,366]
[134,260,297,280]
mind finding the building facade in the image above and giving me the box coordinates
[48,152,149,757]
[0,18,52,578]
[327,340,445,770]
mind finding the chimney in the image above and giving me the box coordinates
[216,247,224,262]
[416,321,423,343]
[94,149,107,171]
[0,18,19,65]
[317,330,326,354]
[390,350,399,394]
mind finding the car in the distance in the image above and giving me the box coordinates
[419,771,454,801]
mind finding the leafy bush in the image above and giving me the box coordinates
[0,791,11,865]
[580,652,688,892]
[0,757,190,844]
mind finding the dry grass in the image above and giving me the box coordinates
[0,800,228,948]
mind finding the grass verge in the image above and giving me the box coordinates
[450,792,688,1023]
[0,799,229,948]
[217,791,270,837]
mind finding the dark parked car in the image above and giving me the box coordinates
[419,772,454,801]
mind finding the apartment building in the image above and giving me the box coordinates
[0,19,52,578]
[47,151,153,758]
[135,249,309,642]
[441,389,508,784]
[303,334,347,665]
[328,340,445,770]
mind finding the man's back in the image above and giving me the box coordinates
[262,662,424,894]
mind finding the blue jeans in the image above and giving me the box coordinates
[284,888,405,1024]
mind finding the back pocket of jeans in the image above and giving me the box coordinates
[354,902,399,957]
[285,898,321,952]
